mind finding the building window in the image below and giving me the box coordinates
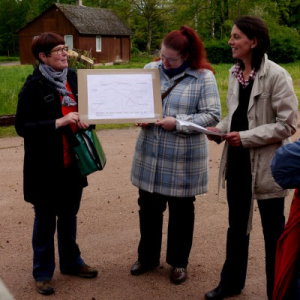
[64,35,73,49]
[96,36,102,52]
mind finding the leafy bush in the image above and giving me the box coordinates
[204,24,300,64]
[130,52,154,63]
[268,25,300,63]
[131,47,140,55]
[0,56,19,62]
[205,40,233,64]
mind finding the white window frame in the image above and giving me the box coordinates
[96,35,102,52]
[64,35,73,50]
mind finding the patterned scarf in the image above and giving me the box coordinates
[39,63,77,106]
[232,63,256,88]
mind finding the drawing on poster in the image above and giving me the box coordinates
[87,73,155,119]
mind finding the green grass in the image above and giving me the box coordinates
[0,64,33,137]
[95,53,154,69]
[0,56,19,62]
[0,57,299,137]
[283,62,300,106]
[96,123,135,130]
[0,126,17,137]
[0,65,33,115]
[213,64,231,115]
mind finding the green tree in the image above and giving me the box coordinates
[130,0,169,52]
[0,0,29,55]
[275,0,300,31]
[0,0,299,59]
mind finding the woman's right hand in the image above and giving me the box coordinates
[55,112,80,128]
[136,122,151,128]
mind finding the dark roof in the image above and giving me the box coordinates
[56,3,131,35]
[18,3,132,36]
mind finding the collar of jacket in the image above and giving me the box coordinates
[229,54,268,79]
[229,54,269,108]
[250,54,269,100]
[257,53,268,79]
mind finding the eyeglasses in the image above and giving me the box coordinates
[160,53,181,64]
[50,46,69,55]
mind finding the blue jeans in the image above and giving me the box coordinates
[32,174,85,281]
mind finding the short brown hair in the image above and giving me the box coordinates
[31,32,65,62]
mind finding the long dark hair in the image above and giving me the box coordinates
[234,16,270,71]
[162,25,213,71]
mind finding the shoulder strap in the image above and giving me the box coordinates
[161,75,188,100]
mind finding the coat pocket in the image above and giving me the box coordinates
[254,143,284,195]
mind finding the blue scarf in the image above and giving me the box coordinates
[162,61,189,78]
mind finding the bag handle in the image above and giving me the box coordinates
[80,130,102,169]
[161,75,188,100]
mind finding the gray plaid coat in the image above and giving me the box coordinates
[131,61,221,197]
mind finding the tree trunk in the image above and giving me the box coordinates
[146,25,152,53]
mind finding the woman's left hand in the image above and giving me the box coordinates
[224,131,241,146]
[156,117,176,131]
[77,121,90,129]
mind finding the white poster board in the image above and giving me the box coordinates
[78,69,162,124]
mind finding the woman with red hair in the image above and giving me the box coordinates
[130,25,221,284]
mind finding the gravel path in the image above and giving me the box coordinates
[0,127,298,300]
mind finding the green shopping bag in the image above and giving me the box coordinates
[73,128,106,176]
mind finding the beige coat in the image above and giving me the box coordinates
[217,55,298,203]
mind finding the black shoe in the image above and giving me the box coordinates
[62,264,98,278]
[205,285,241,300]
[170,267,187,285]
[36,280,54,295]
[130,261,158,276]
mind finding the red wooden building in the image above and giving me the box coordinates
[17,3,132,65]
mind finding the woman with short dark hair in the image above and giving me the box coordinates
[15,32,98,295]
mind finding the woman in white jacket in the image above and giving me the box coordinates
[205,16,298,300]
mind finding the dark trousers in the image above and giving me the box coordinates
[220,174,285,300]
[32,170,85,281]
[137,189,195,268]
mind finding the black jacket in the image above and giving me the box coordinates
[15,67,87,204]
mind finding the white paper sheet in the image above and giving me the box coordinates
[87,73,156,120]
[177,120,225,136]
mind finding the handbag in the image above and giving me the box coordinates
[72,128,106,176]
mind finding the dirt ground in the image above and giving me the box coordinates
[0,126,298,300]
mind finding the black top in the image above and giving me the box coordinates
[227,81,254,177]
